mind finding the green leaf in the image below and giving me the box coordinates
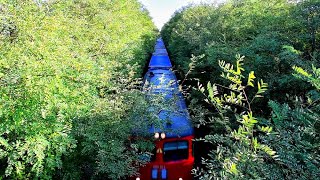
[230,163,238,175]
[247,71,256,87]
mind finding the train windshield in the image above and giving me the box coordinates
[163,141,188,162]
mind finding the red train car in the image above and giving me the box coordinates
[134,135,194,180]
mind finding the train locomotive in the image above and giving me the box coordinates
[133,38,194,180]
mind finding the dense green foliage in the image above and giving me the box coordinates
[162,0,320,179]
[0,0,157,179]
[162,0,319,103]
[192,59,320,179]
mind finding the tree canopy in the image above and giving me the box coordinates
[162,0,320,179]
[0,0,157,179]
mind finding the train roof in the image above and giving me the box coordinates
[147,91,188,113]
[152,110,194,138]
[143,69,178,89]
[149,56,172,68]
[139,38,193,138]
[143,69,192,138]
[153,49,168,56]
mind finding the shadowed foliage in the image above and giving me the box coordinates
[162,0,320,179]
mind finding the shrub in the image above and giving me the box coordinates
[0,0,157,179]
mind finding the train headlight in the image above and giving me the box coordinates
[136,178,140,180]
[154,132,160,139]
[160,132,166,139]
[179,178,183,180]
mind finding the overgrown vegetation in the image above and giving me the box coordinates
[162,0,319,104]
[192,57,320,179]
[0,0,157,179]
[162,0,320,179]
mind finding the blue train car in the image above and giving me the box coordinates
[133,38,194,180]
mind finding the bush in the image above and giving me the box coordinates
[192,58,320,179]
[162,0,320,179]
[161,0,319,104]
[0,0,157,179]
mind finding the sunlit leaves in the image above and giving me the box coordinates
[259,145,276,157]
[259,126,273,134]
[247,71,255,87]
[0,0,157,179]
[219,56,244,85]
[282,45,302,55]
[223,159,239,176]
[293,66,312,77]
[239,112,258,128]
[198,58,275,178]
[206,56,269,112]
[254,79,268,99]
[293,65,320,90]
[207,81,218,101]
